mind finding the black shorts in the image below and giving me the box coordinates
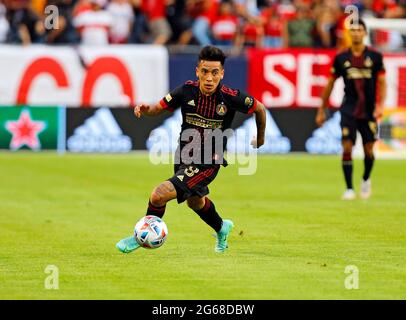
[168,163,220,204]
[340,113,378,145]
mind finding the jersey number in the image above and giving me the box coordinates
[184,166,199,177]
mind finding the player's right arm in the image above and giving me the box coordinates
[134,84,185,118]
[316,76,336,126]
[134,103,165,118]
[316,54,341,126]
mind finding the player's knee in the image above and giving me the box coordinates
[150,181,175,207]
[150,190,163,207]
[187,197,205,211]
[342,141,353,154]
[363,144,374,158]
[364,149,374,158]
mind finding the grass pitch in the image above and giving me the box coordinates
[0,153,405,300]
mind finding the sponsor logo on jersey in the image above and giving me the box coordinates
[346,68,372,79]
[185,113,223,129]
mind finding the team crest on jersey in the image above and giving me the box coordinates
[165,94,172,102]
[216,103,227,116]
[245,97,253,106]
[364,57,373,68]
[188,100,195,106]
[342,127,349,136]
[344,60,351,68]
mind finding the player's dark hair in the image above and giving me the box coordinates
[358,19,367,31]
[198,46,227,66]
[349,18,367,32]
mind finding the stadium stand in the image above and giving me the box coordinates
[0,0,404,50]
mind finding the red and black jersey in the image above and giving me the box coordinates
[331,47,385,120]
[159,80,257,165]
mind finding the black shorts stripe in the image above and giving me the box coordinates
[186,168,213,186]
[187,168,215,189]
[169,164,220,203]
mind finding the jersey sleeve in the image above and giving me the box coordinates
[330,55,342,78]
[222,87,258,114]
[159,85,184,112]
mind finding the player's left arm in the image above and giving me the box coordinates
[374,73,386,120]
[374,53,387,120]
[252,100,266,148]
[224,88,266,147]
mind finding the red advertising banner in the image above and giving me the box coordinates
[247,48,406,109]
[0,45,169,107]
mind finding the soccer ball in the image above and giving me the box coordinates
[134,215,168,249]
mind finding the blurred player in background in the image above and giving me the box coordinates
[116,45,266,253]
[316,19,387,200]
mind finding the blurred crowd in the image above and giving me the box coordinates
[0,0,405,50]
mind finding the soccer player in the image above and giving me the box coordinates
[116,45,266,253]
[316,19,387,200]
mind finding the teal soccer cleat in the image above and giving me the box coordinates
[116,235,140,253]
[215,219,234,253]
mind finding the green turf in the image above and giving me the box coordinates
[0,152,405,300]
